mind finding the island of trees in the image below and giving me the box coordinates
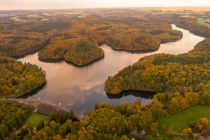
[38,37,104,66]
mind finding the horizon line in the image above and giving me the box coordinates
[1,6,210,11]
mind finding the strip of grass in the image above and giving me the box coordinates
[197,18,210,28]
[159,105,210,133]
[24,112,48,128]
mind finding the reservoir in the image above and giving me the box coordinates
[19,25,204,117]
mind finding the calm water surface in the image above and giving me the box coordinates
[19,25,204,117]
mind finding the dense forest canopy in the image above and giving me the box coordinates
[0,56,46,99]
[0,101,77,140]
[0,8,210,140]
[1,8,210,64]
[34,10,184,65]
[0,35,50,58]
[64,39,104,66]
[105,38,210,94]
[0,9,185,63]
[2,92,210,139]
[0,101,31,139]
[38,36,104,66]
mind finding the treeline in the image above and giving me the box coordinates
[147,13,210,37]
[64,40,104,66]
[68,16,183,52]
[101,24,182,52]
[184,117,210,136]
[76,92,210,140]
[3,91,210,140]
[0,9,184,63]
[16,112,78,140]
[0,35,50,58]
[0,101,77,140]
[0,56,46,99]
[38,35,73,62]
[105,38,210,94]
[27,21,70,33]
[0,101,31,140]
[3,8,210,62]
[36,14,183,65]
[172,17,210,37]
[0,13,69,58]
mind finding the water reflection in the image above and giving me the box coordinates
[18,25,204,117]
[106,90,156,99]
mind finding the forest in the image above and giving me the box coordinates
[1,92,210,139]
[105,38,210,94]
[0,8,210,140]
[38,36,104,66]
[34,10,183,65]
[150,12,210,38]
[0,9,183,66]
[170,16,210,37]
[0,56,46,99]
[0,35,50,58]
[0,101,31,139]
[0,101,76,140]
[64,39,104,66]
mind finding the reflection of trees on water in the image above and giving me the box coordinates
[106,90,156,99]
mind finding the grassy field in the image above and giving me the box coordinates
[24,112,48,128]
[159,105,210,133]
[197,18,210,28]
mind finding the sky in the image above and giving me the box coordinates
[0,0,210,10]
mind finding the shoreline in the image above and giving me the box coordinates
[108,46,160,53]
[38,54,105,67]
[15,24,203,118]
[100,34,183,54]
[65,54,105,67]
[13,38,51,59]
[16,81,47,99]
[38,57,64,63]
[106,90,156,99]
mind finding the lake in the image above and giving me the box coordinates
[19,25,204,118]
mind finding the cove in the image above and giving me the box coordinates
[18,25,204,118]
